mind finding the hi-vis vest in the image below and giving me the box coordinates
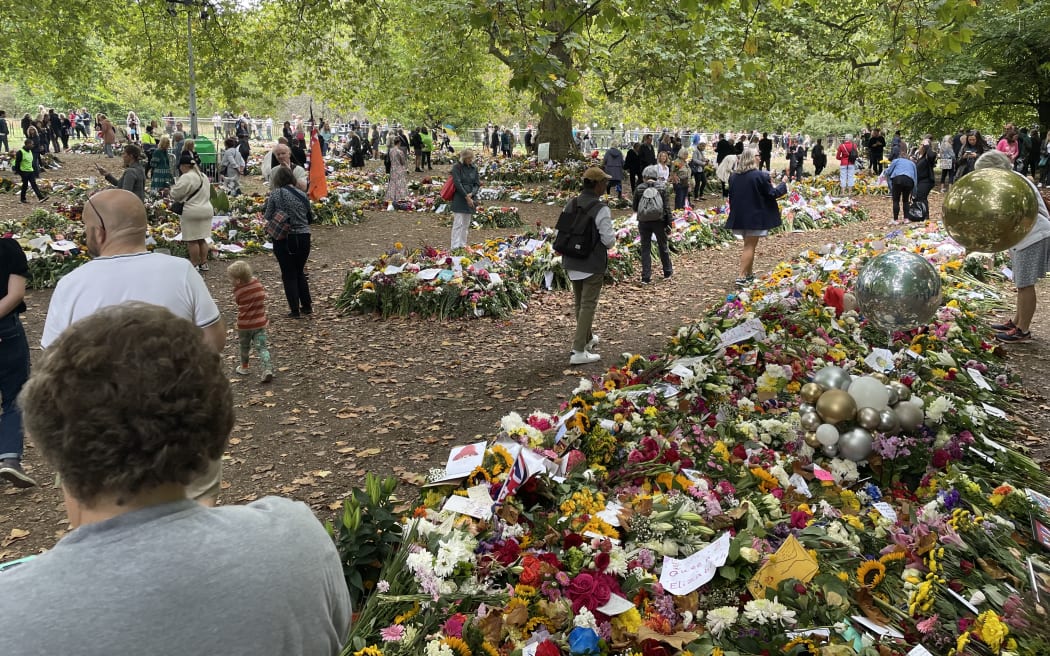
[18,148,33,173]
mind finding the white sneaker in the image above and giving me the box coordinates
[236,365,250,375]
[569,350,601,365]
[587,334,600,350]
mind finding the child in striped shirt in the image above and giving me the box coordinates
[228,261,274,383]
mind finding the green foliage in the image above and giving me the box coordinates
[326,473,403,609]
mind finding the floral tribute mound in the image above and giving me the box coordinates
[335,188,867,320]
[337,225,1050,656]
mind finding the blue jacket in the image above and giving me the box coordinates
[884,157,916,191]
[726,169,787,231]
[602,147,624,181]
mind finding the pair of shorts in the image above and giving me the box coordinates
[733,229,769,238]
[1012,238,1050,288]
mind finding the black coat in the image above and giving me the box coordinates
[726,169,787,231]
[812,144,826,168]
[715,139,733,163]
[625,148,641,174]
[639,143,657,167]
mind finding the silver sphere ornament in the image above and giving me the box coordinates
[878,408,900,434]
[800,411,823,432]
[886,386,899,406]
[889,382,911,402]
[895,402,925,432]
[855,251,943,331]
[822,444,839,457]
[856,407,882,431]
[813,366,851,391]
[800,403,815,414]
[839,428,874,462]
[816,423,841,446]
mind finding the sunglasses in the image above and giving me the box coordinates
[85,195,107,232]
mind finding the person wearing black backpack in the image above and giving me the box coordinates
[556,167,616,366]
[633,166,673,284]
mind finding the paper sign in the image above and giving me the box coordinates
[822,259,844,271]
[850,615,904,639]
[1027,488,1050,512]
[907,646,935,656]
[966,368,992,391]
[670,364,694,379]
[982,403,1007,419]
[522,239,544,253]
[442,493,493,520]
[417,268,442,280]
[444,442,486,479]
[812,465,835,482]
[945,587,980,614]
[596,593,635,616]
[719,318,766,347]
[1002,267,1014,281]
[383,264,406,275]
[788,473,812,498]
[596,501,623,527]
[872,502,898,523]
[747,534,819,599]
[659,532,731,595]
[50,240,77,252]
[537,142,550,162]
[864,348,895,373]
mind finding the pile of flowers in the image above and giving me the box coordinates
[440,207,525,230]
[340,224,1050,656]
[808,170,888,196]
[335,243,530,319]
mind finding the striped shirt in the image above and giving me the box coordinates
[233,278,268,330]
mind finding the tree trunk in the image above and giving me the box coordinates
[536,97,575,161]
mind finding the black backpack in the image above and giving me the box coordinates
[554,197,602,259]
[846,143,859,164]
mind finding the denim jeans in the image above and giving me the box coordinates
[0,315,30,460]
[839,164,856,189]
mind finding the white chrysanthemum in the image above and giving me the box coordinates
[575,607,598,630]
[828,458,860,484]
[500,412,525,433]
[705,606,739,637]
[572,378,594,395]
[737,398,756,412]
[406,551,434,578]
[925,396,952,423]
[424,640,455,656]
[606,547,629,576]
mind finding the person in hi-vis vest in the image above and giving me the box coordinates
[14,138,46,203]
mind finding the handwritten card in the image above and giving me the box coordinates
[872,502,898,524]
[442,493,493,520]
[719,318,766,347]
[659,532,730,595]
[966,368,992,391]
[812,465,835,482]
[444,442,487,479]
[864,348,895,373]
[747,534,819,599]
[1002,267,1014,281]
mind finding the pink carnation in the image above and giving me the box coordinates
[380,625,406,642]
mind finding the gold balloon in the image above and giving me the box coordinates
[816,389,858,424]
[871,373,889,384]
[943,168,1038,252]
[800,382,824,404]
[804,433,822,448]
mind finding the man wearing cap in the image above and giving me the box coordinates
[41,189,227,504]
[95,143,145,201]
[561,167,616,366]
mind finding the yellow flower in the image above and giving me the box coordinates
[611,607,643,634]
[975,610,1009,652]
[480,643,500,656]
[856,559,887,588]
[844,514,864,530]
[712,441,730,462]
[394,242,404,250]
[514,584,537,598]
[394,602,419,624]
[909,344,923,354]
[442,637,472,656]
[353,647,383,656]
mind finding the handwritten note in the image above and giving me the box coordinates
[812,464,835,482]
[966,368,992,391]
[659,532,730,595]
[444,442,487,479]
[872,502,898,524]
[719,318,766,347]
[442,493,493,520]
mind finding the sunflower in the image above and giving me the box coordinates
[479,643,500,656]
[857,559,887,588]
[442,637,472,656]
[353,647,384,656]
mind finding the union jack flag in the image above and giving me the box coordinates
[494,451,530,506]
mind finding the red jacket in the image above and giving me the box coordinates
[836,142,856,166]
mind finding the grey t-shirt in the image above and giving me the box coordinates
[0,497,351,655]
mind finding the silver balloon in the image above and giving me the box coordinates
[857,407,882,431]
[839,428,874,462]
[800,403,815,414]
[886,386,899,406]
[800,411,823,431]
[889,381,911,402]
[855,251,943,331]
[895,402,925,432]
[813,366,851,391]
[878,408,900,434]
[822,444,839,457]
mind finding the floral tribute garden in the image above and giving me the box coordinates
[4,147,1050,656]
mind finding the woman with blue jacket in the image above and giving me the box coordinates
[725,147,787,288]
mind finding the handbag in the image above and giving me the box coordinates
[170,173,205,215]
[440,175,456,201]
[937,157,953,170]
[265,209,291,241]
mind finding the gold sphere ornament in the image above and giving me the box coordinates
[816,389,858,424]
[800,382,824,404]
[804,433,822,448]
[943,168,1038,252]
[871,373,889,384]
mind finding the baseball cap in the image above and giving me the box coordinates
[582,166,612,182]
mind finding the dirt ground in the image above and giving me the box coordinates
[1,153,1048,558]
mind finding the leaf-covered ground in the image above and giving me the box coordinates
[2,154,1049,558]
